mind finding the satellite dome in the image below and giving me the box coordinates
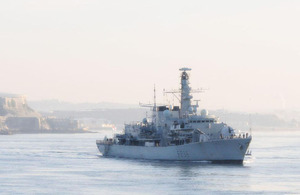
[163,110,171,118]
[142,118,148,124]
[201,109,208,116]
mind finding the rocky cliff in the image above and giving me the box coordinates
[0,93,80,133]
[0,93,40,117]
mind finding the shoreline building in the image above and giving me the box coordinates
[0,93,80,133]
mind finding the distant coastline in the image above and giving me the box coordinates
[0,129,93,135]
[2,93,299,135]
[251,127,300,132]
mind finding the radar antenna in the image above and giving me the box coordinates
[153,84,156,112]
[179,67,192,71]
[163,67,207,118]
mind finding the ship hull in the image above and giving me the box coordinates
[96,138,251,163]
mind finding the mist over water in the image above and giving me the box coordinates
[1,1,300,112]
[1,1,300,194]
[0,130,299,194]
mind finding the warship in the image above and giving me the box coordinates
[96,68,252,163]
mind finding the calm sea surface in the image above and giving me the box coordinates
[0,130,299,194]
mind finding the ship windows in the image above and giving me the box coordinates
[158,106,167,111]
[189,120,215,123]
[172,106,180,111]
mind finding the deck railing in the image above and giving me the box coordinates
[209,133,252,142]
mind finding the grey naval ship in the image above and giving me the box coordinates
[96,68,252,163]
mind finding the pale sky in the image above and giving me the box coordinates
[0,0,299,112]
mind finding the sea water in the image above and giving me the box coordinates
[0,130,299,194]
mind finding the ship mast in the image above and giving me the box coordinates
[179,67,192,118]
[139,85,158,125]
[163,68,204,118]
[153,84,156,112]
[153,84,157,125]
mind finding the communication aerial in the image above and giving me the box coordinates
[179,67,192,71]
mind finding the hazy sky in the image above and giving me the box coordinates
[0,0,299,112]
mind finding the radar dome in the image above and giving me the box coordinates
[163,110,171,118]
[142,118,148,124]
[188,107,193,113]
[201,109,208,116]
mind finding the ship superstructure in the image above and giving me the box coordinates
[96,68,251,163]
